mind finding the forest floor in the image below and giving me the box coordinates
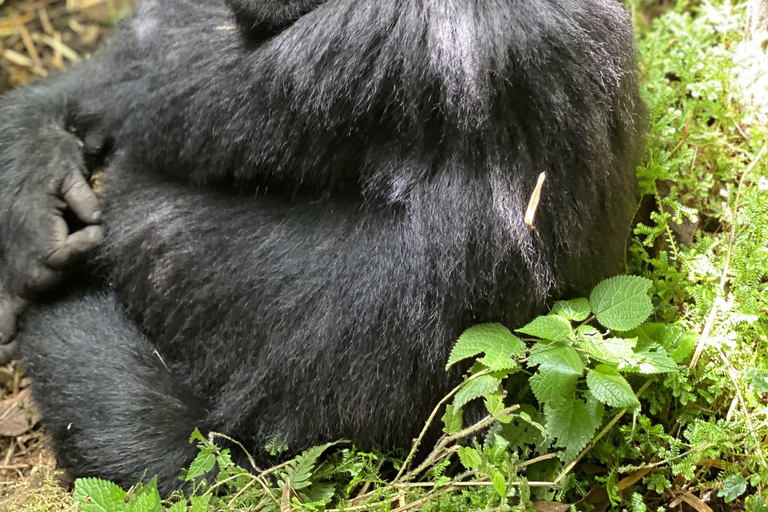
[0,0,134,94]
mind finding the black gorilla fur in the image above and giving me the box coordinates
[0,0,643,495]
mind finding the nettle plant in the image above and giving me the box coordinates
[443,275,695,472]
[72,276,695,511]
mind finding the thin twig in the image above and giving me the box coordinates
[209,431,261,472]
[716,347,767,465]
[403,404,520,482]
[394,370,490,481]
[690,145,766,368]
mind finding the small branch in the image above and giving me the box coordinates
[690,145,766,368]
[394,370,490,481]
[209,431,260,472]
[716,347,767,465]
[403,404,520,482]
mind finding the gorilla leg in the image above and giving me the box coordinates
[19,291,206,495]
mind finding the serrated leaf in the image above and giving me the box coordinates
[442,403,464,434]
[717,475,747,503]
[517,315,572,341]
[551,298,592,321]
[530,369,578,404]
[447,324,525,371]
[167,502,188,512]
[457,446,483,470]
[453,375,501,410]
[186,451,216,481]
[499,405,546,450]
[625,341,678,374]
[622,323,697,363]
[127,477,161,512]
[589,276,653,331]
[189,495,211,512]
[189,428,205,444]
[580,335,637,367]
[484,392,512,423]
[127,492,161,512]
[586,365,640,409]
[585,393,605,428]
[528,344,583,375]
[73,478,128,512]
[217,449,233,472]
[491,469,507,498]
[545,399,602,462]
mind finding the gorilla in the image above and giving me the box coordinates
[0,0,643,495]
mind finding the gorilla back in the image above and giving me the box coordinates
[6,0,643,494]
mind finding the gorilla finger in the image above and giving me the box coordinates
[19,265,61,299]
[46,225,104,269]
[0,342,20,366]
[0,299,17,345]
[61,169,102,224]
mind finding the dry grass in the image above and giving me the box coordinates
[0,0,137,93]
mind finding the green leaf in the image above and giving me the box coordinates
[579,334,637,366]
[622,323,697,363]
[528,344,583,405]
[442,403,464,434]
[483,392,509,420]
[303,481,336,504]
[167,502,188,512]
[500,405,546,451]
[287,442,340,491]
[586,365,641,409]
[217,449,233,472]
[551,298,592,321]
[447,324,525,371]
[528,344,583,374]
[186,451,216,481]
[589,276,653,331]
[545,398,602,462]
[626,341,679,374]
[73,478,128,512]
[671,331,699,363]
[189,428,205,445]
[457,446,483,470]
[516,315,572,341]
[127,477,161,512]
[453,375,501,410]
[717,475,747,503]
[488,434,510,464]
[491,469,507,498]
[189,495,211,512]
[749,369,768,393]
[585,393,605,430]
[530,368,578,405]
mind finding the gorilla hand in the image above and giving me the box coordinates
[0,114,105,352]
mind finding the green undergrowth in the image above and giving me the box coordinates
[66,0,768,510]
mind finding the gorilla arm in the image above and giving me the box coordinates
[0,0,331,348]
[0,65,107,347]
